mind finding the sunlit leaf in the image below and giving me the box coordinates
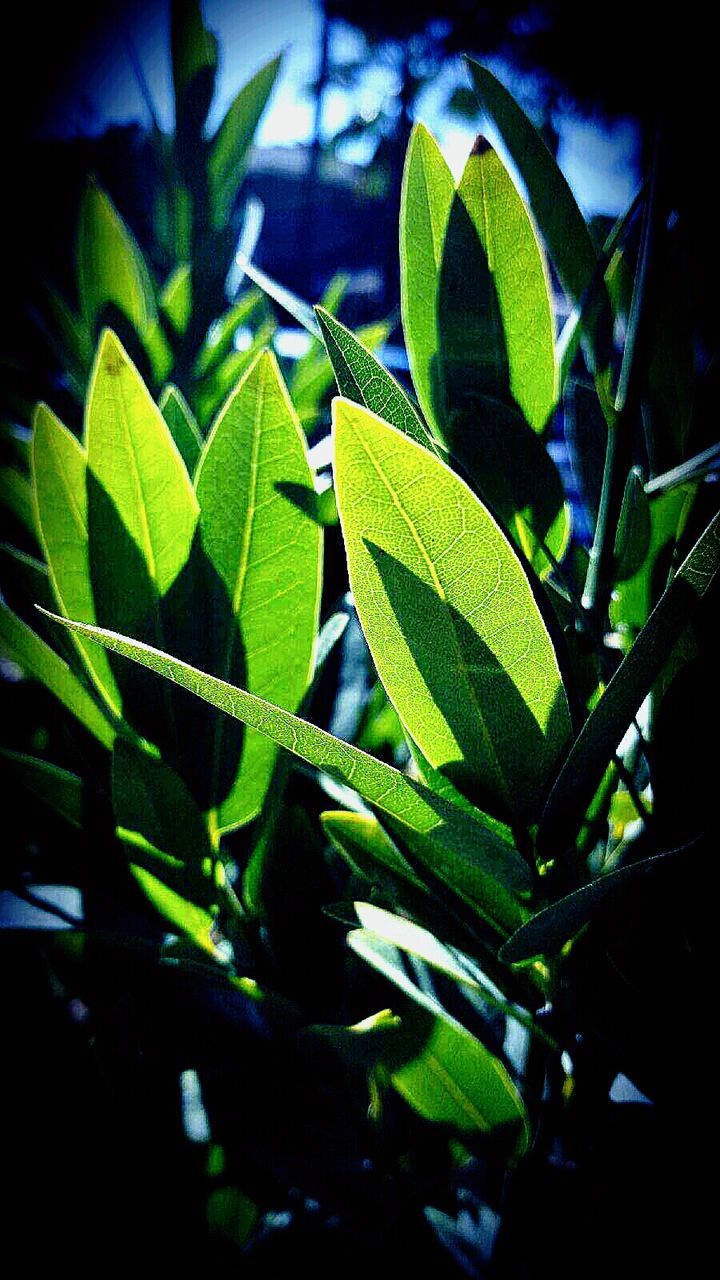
[40,609,533,897]
[194,348,322,832]
[333,399,571,824]
[32,402,121,713]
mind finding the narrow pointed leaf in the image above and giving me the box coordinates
[76,182,156,333]
[32,402,121,712]
[316,306,438,453]
[86,330,199,595]
[194,348,322,831]
[1,604,115,748]
[539,511,720,857]
[208,55,282,228]
[333,400,571,824]
[501,842,697,962]
[39,610,532,894]
[159,383,203,475]
[399,123,455,437]
[466,60,597,310]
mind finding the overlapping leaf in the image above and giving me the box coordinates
[333,399,571,825]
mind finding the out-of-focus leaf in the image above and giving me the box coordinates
[76,182,156,334]
[539,511,720,858]
[0,603,115,748]
[0,748,84,828]
[192,319,276,427]
[32,402,121,712]
[0,466,39,546]
[159,383,203,475]
[193,287,265,377]
[159,264,192,335]
[208,55,282,228]
[333,399,571,825]
[171,0,218,125]
[194,349,322,832]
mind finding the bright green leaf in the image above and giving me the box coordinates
[32,402,121,714]
[194,348,322,831]
[39,609,533,896]
[466,60,597,312]
[349,929,528,1147]
[130,864,221,958]
[332,399,571,824]
[86,330,199,595]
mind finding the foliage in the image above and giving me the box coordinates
[2,6,718,1272]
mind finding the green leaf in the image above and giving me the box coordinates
[0,748,84,828]
[39,610,532,897]
[0,604,115,748]
[332,399,571,825]
[315,306,438,453]
[614,467,651,582]
[466,61,597,311]
[610,484,696,635]
[130,864,221,958]
[349,929,528,1147]
[291,318,394,428]
[399,126,568,575]
[86,330,199,596]
[399,123,455,439]
[453,139,556,433]
[32,402,121,714]
[208,55,282,228]
[539,510,720,858]
[159,264,192,335]
[500,842,695,962]
[322,810,427,892]
[194,348,322,832]
[192,318,277,428]
[159,383,203,476]
[76,182,156,334]
[171,0,218,124]
[112,738,215,907]
[194,288,265,378]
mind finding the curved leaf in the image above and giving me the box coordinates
[76,182,156,333]
[39,609,532,896]
[208,55,282,228]
[0,604,115,748]
[332,399,571,824]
